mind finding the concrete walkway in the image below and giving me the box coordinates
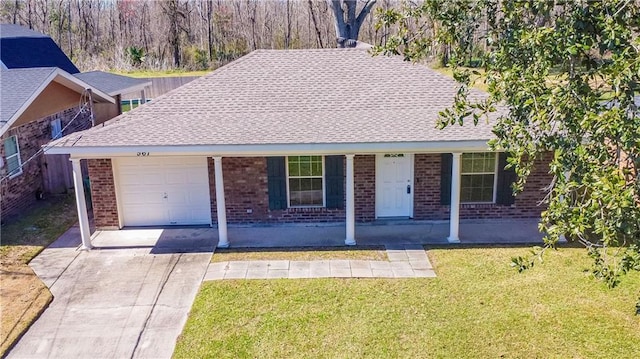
[204,244,436,280]
[7,227,214,359]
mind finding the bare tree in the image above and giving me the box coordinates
[327,0,376,47]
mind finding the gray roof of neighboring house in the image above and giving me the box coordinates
[0,24,80,74]
[0,67,57,125]
[0,24,49,38]
[73,71,151,96]
[51,48,497,149]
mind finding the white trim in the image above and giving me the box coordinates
[1,68,114,135]
[50,140,492,158]
[345,154,356,246]
[375,153,414,218]
[0,60,7,70]
[214,157,229,248]
[4,135,23,178]
[448,152,462,243]
[71,158,92,250]
[285,155,326,208]
[112,158,125,229]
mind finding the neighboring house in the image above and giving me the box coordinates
[0,67,113,218]
[0,24,151,221]
[48,48,553,249]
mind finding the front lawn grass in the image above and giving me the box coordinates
[0,195,78,356]
[175,247,640,358]
[212,246,387,262]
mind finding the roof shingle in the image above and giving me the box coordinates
[53,49,496,150]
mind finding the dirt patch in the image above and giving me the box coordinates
[0,195,77,357]
[212,246,388,262]
[0,263,52,355]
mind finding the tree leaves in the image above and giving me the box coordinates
[376,0,640,312]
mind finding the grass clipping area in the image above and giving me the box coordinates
[175,247,640,358]
[0,195,77,356]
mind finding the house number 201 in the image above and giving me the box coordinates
[137,152,150,157]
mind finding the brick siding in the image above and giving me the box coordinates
[1,106,91,220]
[89,153,552,229]
[207,156,374,224]
[413,153,553,220]
[87,159,119,228]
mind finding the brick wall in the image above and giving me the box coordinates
[413,153,553,220]
[88,153,552,229]
[206,156,376,224]
[87,159,119,228]
[1,106,91,220]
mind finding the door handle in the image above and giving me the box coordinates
[163,192,168,199]
[407,185,411,194]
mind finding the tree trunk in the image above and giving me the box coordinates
[327,0,376,47]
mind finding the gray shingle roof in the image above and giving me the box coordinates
[52,49,496,150]
[0,67,56,124]
[1,24,80,73]
[0,24,48,38]
[73,71,151,96]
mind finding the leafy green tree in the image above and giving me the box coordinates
[376,0,640,311]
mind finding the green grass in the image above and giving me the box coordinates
[212,246,387,262]
[110,69,211,78]
[174,247,640,358]
[0,194,77,263]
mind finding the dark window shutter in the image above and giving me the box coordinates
[267,157,287,210]
[440,153,452,205]
[325,155,344,209]
[496,152,517,205]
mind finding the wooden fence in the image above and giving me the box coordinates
[121,76,201,100]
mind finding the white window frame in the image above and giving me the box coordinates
[460,152,499,204]
[51,117,63,139]
[285,155,326,208]
[4,135,23,178]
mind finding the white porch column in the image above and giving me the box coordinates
[70,158,92,250]
[448,152,462,243]
[213,156,229,248]
[345,154,356,245]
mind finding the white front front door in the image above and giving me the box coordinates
[376,154,414,218]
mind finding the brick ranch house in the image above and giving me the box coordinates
[1,24,151,221]
[47,48,552,249]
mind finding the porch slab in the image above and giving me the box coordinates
[222,218,543,248]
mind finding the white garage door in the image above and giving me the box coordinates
[116,157,212,226]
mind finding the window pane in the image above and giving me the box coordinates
[482,154,496,172]
[289,178,301,192]
[462,157,473,172]
[461,174,494,203]
[4,136,17,155]
[311,162,322,176]
[288,162,299,176]
[462,153,496,174]
[6,155,19,174]
[472,155,485,172]
[299,162,311,176]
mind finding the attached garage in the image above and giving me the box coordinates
[114,157,211,226]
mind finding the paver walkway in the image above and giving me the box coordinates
[203,244,436,280]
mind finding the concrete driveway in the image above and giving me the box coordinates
[7,227,215,359]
